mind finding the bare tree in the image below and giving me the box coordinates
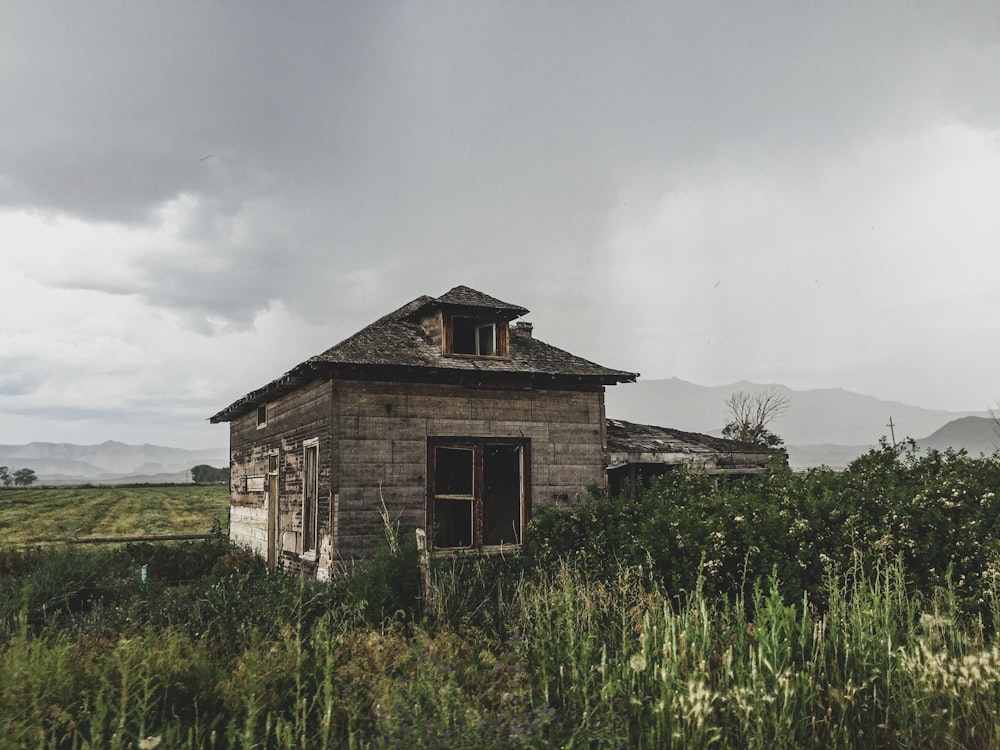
[722,389,790,448]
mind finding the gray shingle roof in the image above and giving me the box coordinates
[434,285,529,317]
[210,287,637,423]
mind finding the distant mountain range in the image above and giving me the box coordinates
[0,441,228,485]
[605,378,996,469]
[3,382,996,481]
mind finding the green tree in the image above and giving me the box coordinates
[191,464,229,483]
[0,466,10,488]
[721,388,789,449]
[12,468,36,487]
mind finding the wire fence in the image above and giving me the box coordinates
[67,533,217,545]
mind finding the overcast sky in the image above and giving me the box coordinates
[2,1,999,449]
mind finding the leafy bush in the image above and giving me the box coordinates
[523,442,1000,612]
[344,536,423,624]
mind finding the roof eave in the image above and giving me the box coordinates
[209,363,636,423]
[209,360,323,423]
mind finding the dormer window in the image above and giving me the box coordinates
[447,316,507,357]
[452,318,495,355]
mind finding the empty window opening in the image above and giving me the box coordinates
[434,497,474,548]
[435,447,474,495]
[452,318,497,356]
[483,444,522,546]
[432,447,474,548]
[302,442,319,554]
[430,440,527,551]
[257,404,268,427]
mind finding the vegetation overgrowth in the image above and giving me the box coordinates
[526,441,1000,613]
[1,443,999,748]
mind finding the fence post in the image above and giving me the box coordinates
[415,528,432,614]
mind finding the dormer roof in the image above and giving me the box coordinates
[210,286,637,423]
[431,285,529,319]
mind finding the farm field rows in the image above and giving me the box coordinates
[0,485,229,544]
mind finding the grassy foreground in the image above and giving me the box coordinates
[0,485,229,545]
[3,448,1000,748]
[2,541,1000,749]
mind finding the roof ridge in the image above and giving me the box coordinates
[314,295,432,358]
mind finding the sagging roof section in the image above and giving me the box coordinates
[606,418,782,474]
[210,286,637,423]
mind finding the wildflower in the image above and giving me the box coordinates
[630,653,648,672]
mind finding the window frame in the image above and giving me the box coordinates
[426,437,530,552]
[301,438,320,558]
[443,315,509,358]
[256,404,268,429]
[475,322,496,356]
[266,451,280,570]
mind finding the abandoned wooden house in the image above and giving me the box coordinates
[210,285,781,576]
[209,285,638,575]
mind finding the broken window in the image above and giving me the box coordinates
[302,440,319,555]
[429,439,529,550]
[449,318,501,356]
[257,404,268,428]
[432,447,474,547]
[482,445,522,546]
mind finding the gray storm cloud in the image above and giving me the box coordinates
[1,2,998,445]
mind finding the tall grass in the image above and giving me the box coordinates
[2,541,1000,749]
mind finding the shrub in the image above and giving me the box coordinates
[523,443,1000,613]
[345,536,423,625]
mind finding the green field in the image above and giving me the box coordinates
[0,485,229,544]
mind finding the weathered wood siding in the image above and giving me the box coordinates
[330,379,607,563]
[229,504,267,554]
[227,379,334,572]
[228,375,609,572]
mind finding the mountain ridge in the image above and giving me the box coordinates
[0,441,227,481]
[605,377,989,446]
[3,382,994,478]
[605,378,994,468]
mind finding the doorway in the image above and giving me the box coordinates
[266,453,279,570]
